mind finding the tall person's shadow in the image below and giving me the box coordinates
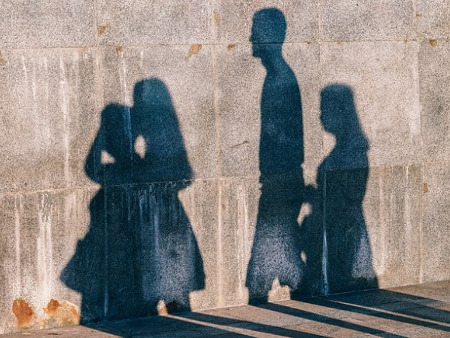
[301,84,378,294]
[245,8,306,304]
[61,78,204,323]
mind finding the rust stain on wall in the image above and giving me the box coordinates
[416,13,422,18]
[157,300,181,315]
[44,299,80,326]
[227,43,236,50]
[185,44,202,61]
[97,25,108,36]
[0,51,6,66]
[423,183,428,193]
[115,46,124,55]
[12,299,35,328]
[157,303,168,315]
[44,299,60,316]
[213,12,221,26]
[429,39,438,47]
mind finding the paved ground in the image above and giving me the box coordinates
[3,281,450,337]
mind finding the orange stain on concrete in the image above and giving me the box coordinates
[0,51,6,66]
[97,25,108,36]
[213,12,221,26]
[45,299,80,326]
[12,299,35,328]
[185,44,202,61]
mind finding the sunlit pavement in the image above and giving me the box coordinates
[3,280,450,337]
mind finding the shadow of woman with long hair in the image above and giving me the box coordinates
[131,79,204,313]
[302,84,378,294]
[61,78,204,323]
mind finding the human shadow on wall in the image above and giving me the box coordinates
[244,7,378,301]
[245,8,306,304]
[61,78,204,323]
[300,84,378,295]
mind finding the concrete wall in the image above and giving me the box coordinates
[0,0,449,333]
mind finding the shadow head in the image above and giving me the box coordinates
[131,78,192,181]
[132,78,178,139]
[250,8,286,58]
[133,78,172,111]
[320,84,358,136]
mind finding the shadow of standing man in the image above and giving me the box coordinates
[246,8,306,304]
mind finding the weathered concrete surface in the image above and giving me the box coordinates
[371,165,423,288]
[2,280,450,337]
[0,189,95,333]
[416,0,450,39]
[0,49,99,193]
[320,0,415,41]
[0,1,96,48]
[96,0,212,45]
[422,163,450,283]
[419,39,450,162]
[0,0,449,335]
